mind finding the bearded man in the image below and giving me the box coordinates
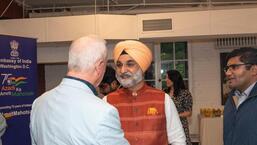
[104,40,186,145]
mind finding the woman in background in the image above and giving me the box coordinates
[166,69,193,145]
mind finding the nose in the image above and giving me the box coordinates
[225,69,232,77]
[119,64,128,74]
[165,78,168,83]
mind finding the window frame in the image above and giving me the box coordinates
[145,41,191,91]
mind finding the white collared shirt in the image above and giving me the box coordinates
[164,93,187,145]
[235,81,257,108]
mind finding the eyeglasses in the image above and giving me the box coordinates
[116,60,138,69]
[224,63,252,72]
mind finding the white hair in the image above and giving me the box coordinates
[68,35,107,72]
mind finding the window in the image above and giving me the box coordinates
[160,42,188,90]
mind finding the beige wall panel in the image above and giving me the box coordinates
[0,18,46,42]
[138,11,211,38]
[46,15,96,42]
[210,8,257,35]
[97,15,138,39]
[1,7,257,42]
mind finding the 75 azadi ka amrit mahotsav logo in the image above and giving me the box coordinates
[7,76,27,87]
[1,74,27,86]
[1,74,27,92]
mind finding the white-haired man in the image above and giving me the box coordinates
[105,40,186,145]
[30,35,129,145]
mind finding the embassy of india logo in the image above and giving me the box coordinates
[10,40,19,58]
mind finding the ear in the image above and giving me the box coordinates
[250,65,257,76]
[95,59,105,76]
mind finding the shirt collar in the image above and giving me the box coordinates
[235,81,257,98]
[64,76,98,96]
[244,82,256,97]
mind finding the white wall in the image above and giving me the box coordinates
[189,40,222,135]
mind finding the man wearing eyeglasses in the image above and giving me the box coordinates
[104,40,186,145]
[223,47,257,145]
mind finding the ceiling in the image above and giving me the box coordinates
[13,0,257,17]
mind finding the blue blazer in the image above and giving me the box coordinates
[224,82,257,145]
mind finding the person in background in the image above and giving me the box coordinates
[0,114,7,145]
[166,70,193,145]
[105,40,186,145]
[223,47,257,145]
[99,66,120,96]
[30,35,129,145]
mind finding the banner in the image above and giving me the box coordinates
[0,35,37,145]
